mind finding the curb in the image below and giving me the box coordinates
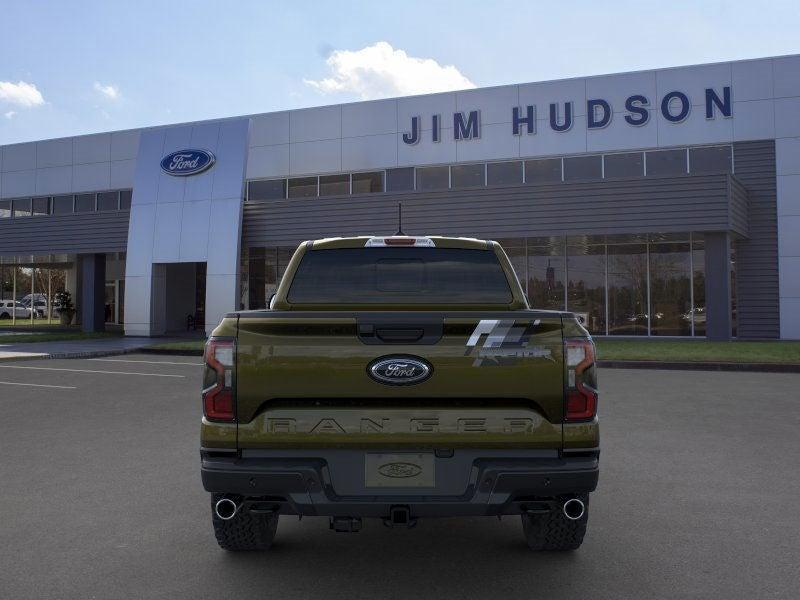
[139,348,204,357]
[598,360,800,373]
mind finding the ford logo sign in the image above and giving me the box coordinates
[160,149,215,176]
[368,355,432,386]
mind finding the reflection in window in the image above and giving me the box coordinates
[649,242,692,336]
[692,237,706,337]
[646,149,687,176]
[74,194,96,212]
[288,177,318,198]
[98,192,119,211]
[604,153,644,178]
[487,161,523,186]
[52,195,74,214]
[352,172,384,194]
[32,197,50,216]
[527,238,565,310]
[451,163,485,188]
[249,179,286,201]
[386,167,415,192]
[607,244,648,335]
[416,166,449,191]
[0,200,10,218]
[319,174,350,196]
[690,146,732,174]
[13,198,32,218]
[120,190,132,210]
[567,243,606,335]
[525,158,562,184]
[563,155,602,181]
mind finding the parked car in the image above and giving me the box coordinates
[0,300,32,319]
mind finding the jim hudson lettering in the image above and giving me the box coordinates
[402,86,732,145]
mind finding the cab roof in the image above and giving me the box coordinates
[309,236,492,250]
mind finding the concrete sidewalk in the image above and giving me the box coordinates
[0,336,186,361]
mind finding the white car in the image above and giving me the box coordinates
[0,300,32,320]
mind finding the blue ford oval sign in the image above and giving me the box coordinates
[160,149,215,176]
[368,355,432,386]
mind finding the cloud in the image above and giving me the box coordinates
[4,110,17,119]
[93,82,121,100]
[0,80,44,107]
[304,41,475,100]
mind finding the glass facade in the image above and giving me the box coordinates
[240,232,722,337]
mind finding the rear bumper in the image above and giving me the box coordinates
[201,448,599,517]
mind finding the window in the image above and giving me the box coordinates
[98,191,119,211]
[248,179,286,201]
[12,198,32,217]
[604,153,644,178]
[120,190,132,210]
[74,194,96,212]
[646,149,687,176]
[287,248,513,305]
[566,242,606,335]
[607,243,648,335]
[352,171,384,194]
[525,158,562,184]
[52,195,74,214]
[564,155,602,181]
[690,146,732,174]
[32,197,49,216]
[416,166,449,191]
[0,200,10,218]
[692,235,706,337]
[487,161,523,186]
[319,174,350,196]
[287,177,317,198]
[527,237,565,310]
[451,163,485,188]
[649,242,692,336]
[386,167,415,192]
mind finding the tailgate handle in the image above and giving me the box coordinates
[376,328,424,343]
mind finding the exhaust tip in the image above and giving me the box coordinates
[562,498,585,521]
[215,497,239,521]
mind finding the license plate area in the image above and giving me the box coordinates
[365,452,435,488]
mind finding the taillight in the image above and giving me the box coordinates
[203,337,235,422]
[565,338,598,421]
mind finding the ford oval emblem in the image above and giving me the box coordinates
[368,355,432,386]
[160,149,215,176]
[378,462,423,478]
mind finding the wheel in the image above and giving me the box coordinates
[521,494,589,551]
[0,312,9,320]
[210,494,279,551]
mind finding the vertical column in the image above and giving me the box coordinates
[80,254,106,332]
[704,232,732,341]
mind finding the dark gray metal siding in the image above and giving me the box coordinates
[732,140,779,339]
[0,211,130,256]
[243,173,746,247]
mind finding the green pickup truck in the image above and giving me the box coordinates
[201,235,599,551]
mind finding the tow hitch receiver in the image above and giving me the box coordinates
[384,505,416,528]
[330,517,363,532]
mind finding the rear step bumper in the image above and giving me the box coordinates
[201,448,598,517]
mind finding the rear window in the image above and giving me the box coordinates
[287,247,513,304]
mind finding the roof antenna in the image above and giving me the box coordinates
[395,202,405,236]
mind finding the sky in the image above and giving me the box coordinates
[1,0,799,145]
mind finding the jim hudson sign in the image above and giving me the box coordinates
[401,86,732,144]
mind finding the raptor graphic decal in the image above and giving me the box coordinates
[465,319,553,366]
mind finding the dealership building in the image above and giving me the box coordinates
[1,54,800,340]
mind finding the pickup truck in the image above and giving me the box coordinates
[200,235,599,551]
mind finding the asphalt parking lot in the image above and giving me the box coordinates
[1,355,798,600]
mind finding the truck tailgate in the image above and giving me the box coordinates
[235,311,564,449]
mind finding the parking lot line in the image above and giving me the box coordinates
[0,365,185,378]
[0,381,77,389]
[88,358,203,366]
